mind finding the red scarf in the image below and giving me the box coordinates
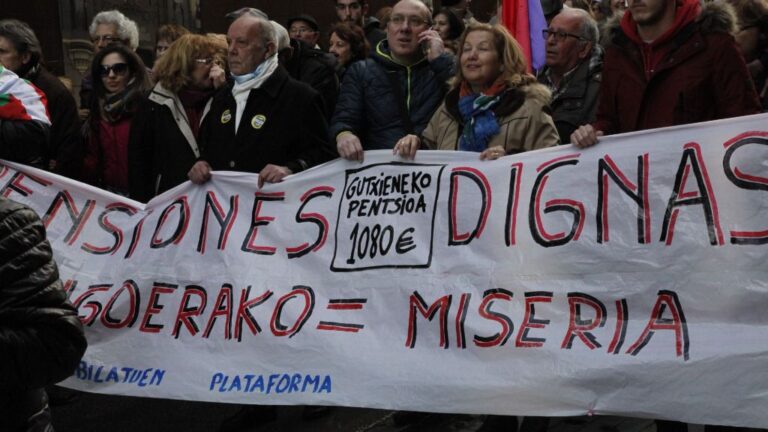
[459,77,508,98]
[178,87,213,139]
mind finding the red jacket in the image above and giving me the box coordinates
[593,1,761,135]
[82,116,132,194]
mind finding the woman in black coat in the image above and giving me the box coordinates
[128,34,227,202]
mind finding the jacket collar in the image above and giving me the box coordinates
[372,40,428,71]
[148,82,206,158]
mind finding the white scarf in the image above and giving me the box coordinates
[231,55,279,133]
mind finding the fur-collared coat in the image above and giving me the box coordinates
[421,82,560,153]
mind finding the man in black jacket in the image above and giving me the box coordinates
[0,19,83,178]
[0,196,88,431]
[188,9,334,187]
[274,20,339,120]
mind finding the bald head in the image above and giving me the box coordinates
[559,7,598,43]
[394,0,432,17]
[387,0,433,64]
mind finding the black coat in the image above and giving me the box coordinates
[199,66,334,174]
[0,119,48,169]
[129,83,211,202]
[283,39,339,120]
[330,40,455,150]
[27,67,83,178]
[0,197,87,431]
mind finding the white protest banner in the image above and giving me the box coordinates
[3,113,768,428]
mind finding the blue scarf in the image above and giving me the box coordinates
[458,80,507,152]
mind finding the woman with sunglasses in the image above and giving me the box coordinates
[128,34,226,202]
[394,22,558,160]
[82,44,151,195]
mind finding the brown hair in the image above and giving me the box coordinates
[153,34,220,93]
[329,22,370,64]
[156,24,190,46]
[451,23,537,90]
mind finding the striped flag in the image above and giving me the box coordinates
[0,65,50,124]
[501,0,547,72]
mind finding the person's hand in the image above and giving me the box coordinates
[393,134,421,160]
[337,132,364,162]
[258,164,292,188]
[78,108,90,121]
[570,125,604,148]
[209,63,227,89]
[479,145,506,161]
[418,29,445,62]
[188,160,212,184]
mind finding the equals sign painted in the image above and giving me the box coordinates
[317,298,367,333]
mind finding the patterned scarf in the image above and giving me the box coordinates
[102,78,142,122]
[458,78,507,152]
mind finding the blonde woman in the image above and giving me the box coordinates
[128,34,226,201]
[395,22,559,160]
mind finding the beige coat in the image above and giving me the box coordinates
[422,82,560,153]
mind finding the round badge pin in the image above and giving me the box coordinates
[251,114,266,129]
[221,109,232,124]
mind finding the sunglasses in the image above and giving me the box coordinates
[99,63,129,77]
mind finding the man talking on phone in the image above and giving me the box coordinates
[330,0,454,161]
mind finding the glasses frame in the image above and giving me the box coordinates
[92,35,122,44]
[542,28,587,42]
[389,15,431,28]
[99,62,129,77]
[289,27,317,35]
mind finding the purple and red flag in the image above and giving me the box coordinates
[500,0,547,72]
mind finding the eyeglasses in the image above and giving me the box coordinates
[389,15,430,28]
[289,27,316,35]
[99,63,129,77]
[92,35,122,44]
[542,29,586,42]
[195,58,214,65]
[335,2,362,11]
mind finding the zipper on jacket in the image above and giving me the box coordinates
[406,66,412,112]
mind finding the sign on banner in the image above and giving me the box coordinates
[3,113,768,428]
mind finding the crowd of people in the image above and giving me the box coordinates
[0,0,766,430]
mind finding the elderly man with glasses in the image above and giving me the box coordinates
[331,0,454,161]
[536,8,603,143]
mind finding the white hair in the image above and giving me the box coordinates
[271,21,290,51]
[89,10,140,50]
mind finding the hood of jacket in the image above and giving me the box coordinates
[605,0,738,47]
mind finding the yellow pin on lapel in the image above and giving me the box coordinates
[221,109,232,124]
[251,114,266,129]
